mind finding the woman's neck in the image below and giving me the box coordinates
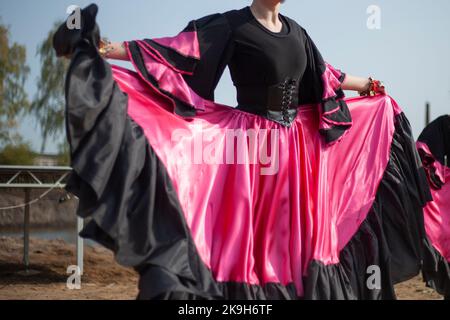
[250,0,283,32]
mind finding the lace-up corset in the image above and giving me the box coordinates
[235,77,300,126]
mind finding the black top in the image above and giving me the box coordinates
[224,7,308,120]
[247,6,290,36]
[125,7,352,141]
[227,7,306,87]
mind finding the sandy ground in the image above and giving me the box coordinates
[0,237,138,300]
[0,237,443,300]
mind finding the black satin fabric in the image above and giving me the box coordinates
[422,238,450,299]
[58,4,431,300]
[418,115,450,166]
[304,113,431,300]
[58,4,223,299]
[417,116,449,190]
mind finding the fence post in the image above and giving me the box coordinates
[23,188,30,270]
[425,102,430,126]
[76,217,84,275]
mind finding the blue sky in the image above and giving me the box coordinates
[1,0,449,153]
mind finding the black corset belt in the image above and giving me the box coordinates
[235,78,300,127]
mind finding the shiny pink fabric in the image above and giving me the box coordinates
[125,41,206,111]
[112,65,400,296]
[137,40,194,75]
[322,62,344,101]
[417,142,450,262]
[152,31,200,59]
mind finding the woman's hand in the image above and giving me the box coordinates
[98,39,129,61]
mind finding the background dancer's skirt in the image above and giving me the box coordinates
[60,4,432,300]
[417,116,450,299]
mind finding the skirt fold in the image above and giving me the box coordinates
[64,42,431,300]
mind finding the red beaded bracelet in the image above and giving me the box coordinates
[359,77,386,97]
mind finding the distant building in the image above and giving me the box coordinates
[33,154,59,166]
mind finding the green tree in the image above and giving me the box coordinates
[0,21,30,145]
[30,21,69,153]
[56,140,70,166]
[0,143,35,165]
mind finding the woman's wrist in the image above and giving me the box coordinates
[362,78,371,93]
[98,37,113,58]
[342,74,372,92]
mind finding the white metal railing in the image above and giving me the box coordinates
[0,165,84,275]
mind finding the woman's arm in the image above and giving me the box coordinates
[99,40,129,61]
[342,74,386,96]
[341,74,370,93]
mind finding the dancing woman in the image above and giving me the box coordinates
[54,1,431,299]
[417,115,450,299]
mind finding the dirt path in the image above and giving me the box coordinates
[0,237,138,300]
[0,237,443,300]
